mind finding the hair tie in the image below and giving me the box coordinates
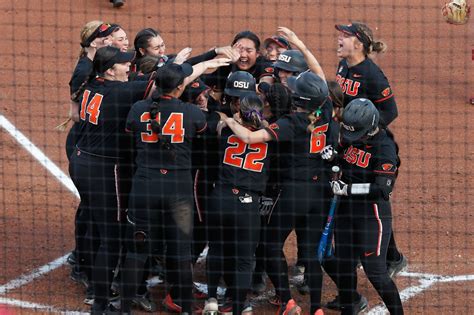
[244,109,263,120]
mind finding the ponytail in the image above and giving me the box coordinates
[239,94,264,129]
[149,87,163,135]
[372,40,387,54]
[71,71,96,102]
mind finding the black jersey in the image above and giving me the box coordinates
[264,100,334,181]
[202,56,274,91]
[126,96,207,170]
[217,126,270,193]
[69,56,93,95]
[339,129,398,187]
[76,78,152,159]
[335,58,398,126]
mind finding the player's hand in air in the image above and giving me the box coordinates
[277,26,304,49]
[215,45,241,63]
[174,47,193,64]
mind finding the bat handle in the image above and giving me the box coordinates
[331,165,341,181]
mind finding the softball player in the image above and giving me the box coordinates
[69,46,155,314]
[202,30,275,96]
[132,27,237,73]
[67,21,116,300]
[334,20,406,280]
[223,71,333,315]
[328,98,403,315]
[119,59,230,314]
[334,22,398,127]
[110,24,129,52]
[206,94,268,314]
[262,35,291,62]
[251,82,292,295]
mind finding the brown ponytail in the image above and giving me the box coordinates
[239,94,264,130]
[354,22,388,56]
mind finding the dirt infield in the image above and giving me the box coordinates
[0,0,473,314]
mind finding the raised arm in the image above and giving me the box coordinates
[184,58,232,86]
[277,26,326,81]
[224,117,272,144]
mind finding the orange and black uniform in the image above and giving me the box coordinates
[69,77,152,311]
[336,58,398,127]
[121,95,207,313]
[263,103,334,313]
[332,130,403,315]
[207,123,270,314]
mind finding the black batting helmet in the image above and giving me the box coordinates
[341,98,379,143]
[287,71,328,112]
[274,50,308,73]
[224,71,257,97]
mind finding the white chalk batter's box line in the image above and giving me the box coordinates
[1,114,474,314]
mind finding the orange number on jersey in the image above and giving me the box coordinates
[162,113,185,143]
[140,112,159,143]
[139,112,185,144]
[80,90,103,125]
[223,135,268,173]
[223,136,246,168]
[309,124,329,154]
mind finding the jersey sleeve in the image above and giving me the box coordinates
[264,115,294,142]
[367,70,398,127]
[191,105,208,134]
[125,103,140,133]
[69,57,93,96]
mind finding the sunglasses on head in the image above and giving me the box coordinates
[81,23,114,48]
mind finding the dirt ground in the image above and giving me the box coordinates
[0,0,473,314]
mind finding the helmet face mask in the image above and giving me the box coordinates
[341,98,379,143]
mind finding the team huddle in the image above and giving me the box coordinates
[65,20,407,315]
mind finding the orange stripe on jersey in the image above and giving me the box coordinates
[374,94,394,103]
[372,203,383,256]
[265,127,279,141]
[196,122,207,134]
[374,170,396,175]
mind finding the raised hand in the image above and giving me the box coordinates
[174,47,193,64]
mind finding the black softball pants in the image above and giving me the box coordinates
[329,198,403,315]
[69,150,128,311]
[121,168,194,313]
[264,179,329,313]
[206,184,261,314]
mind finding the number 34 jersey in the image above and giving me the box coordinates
[126,96,207,170]
[218,126,270,194]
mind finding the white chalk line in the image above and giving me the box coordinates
[367,272,474,314]
[0,297,88,315]
[0,115,79,198]
[1,113,474,313]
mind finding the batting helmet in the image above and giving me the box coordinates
[341,98,379,143]
[287,71,328,112]
[224,71,257,97]
[274,50,308,73]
